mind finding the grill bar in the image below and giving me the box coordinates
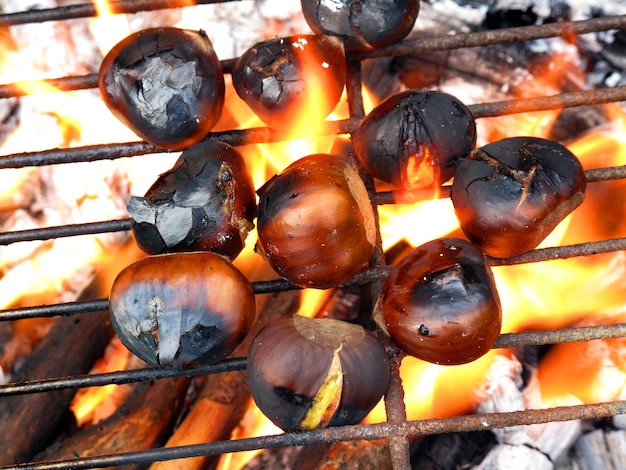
[1,322,625,397]
[1,87,624,170]
[4,401,625,470]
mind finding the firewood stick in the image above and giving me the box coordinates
[150,289,302,470]
[34,375,190,469]
[0,309,114,465]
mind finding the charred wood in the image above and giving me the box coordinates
[0,309,113,464]
[34,375,190,469]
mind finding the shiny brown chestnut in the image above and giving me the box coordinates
[256,154,377,289]
[231,34,346,129]
[375,238,502,365]
[127,141,256,260]
[99,27,225,150]
[301,0,420,51]
[109,252,255,369]
[353,90,476,190]
[451,136,587,258]
[247,316,390,431]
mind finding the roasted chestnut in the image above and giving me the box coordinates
[301,0,420,51]
[375,238,502,365]
[256,153,377,289]
[231,34,346,129]
[99,27,225,150]
[127,141,256,260]
[451,136,587,258]
[109,252,255,369]
[247,316,389,431]
[353,90,476,190]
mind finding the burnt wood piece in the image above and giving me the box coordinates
[0,309,114,464]
[150,289,301,470]
[571,428,626,469]
[34,375,190,469]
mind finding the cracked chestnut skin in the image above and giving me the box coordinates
[301,0,420,51]
[231,34,346,129]
[247,316,390,431]
[109,252,255,369]
[256,153,377,289]
[451,136,586,258]
[353,90,476,190]
[127,141,256,260]
[375,238,501,365]
[99,27,225,150]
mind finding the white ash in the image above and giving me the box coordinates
[474,354,582,467]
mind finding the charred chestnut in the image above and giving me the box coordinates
[451,136,587,258]
[231,34,346,129]
[109,252,255,369]
[127,141,256,260]
[99,27,225,150]
[247,316,389,431]
[375,238,501,365]
[353,90,476,190]
[301,0,420,51]
[256,154,377,289]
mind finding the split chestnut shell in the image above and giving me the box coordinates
[256,154,377,289]
[375,238,502,365]
[109,252,255,369]
[232,34,346,129]
[353,90,476,190]
[99,27,225,150]
[247,316,390,431]
[451,136,587,258]
[127,141,256,260]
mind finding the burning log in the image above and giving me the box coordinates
[34,373,190,466]
[150,289,301,470]
[0,309,113,464]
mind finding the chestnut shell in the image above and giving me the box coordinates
[127,141,256,260]
[301,0,420,51]
[256,154,377,289]
[231,34,346,129]
[109,252,255,369]
[99,27,225,150]
[247,316,390,431]
[376,238,502,365]
[353,90,476,190]
[451,136,587,258]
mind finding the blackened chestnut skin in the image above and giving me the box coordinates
[256,153,377,289]
[127,141,256,260]
[376,238,502,365]
[247,316,390,431]
[99,27,225,150]
[353,90,476,190]
[109,252,255,369]
[232,34,346,129]
[301,0,420,51]
[451,136,587,258]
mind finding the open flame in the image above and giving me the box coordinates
[1,2,626,467]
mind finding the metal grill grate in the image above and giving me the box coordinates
[1,1,626,469]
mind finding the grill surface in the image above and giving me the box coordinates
[1,1,626,469]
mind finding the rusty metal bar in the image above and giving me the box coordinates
[0,0,237,27]
[361,15,626,59]
[1,323,625,398]
[1,86,624,169]
[4,401,625,470]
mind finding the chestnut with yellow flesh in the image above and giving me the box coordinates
[247,316,390,432]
